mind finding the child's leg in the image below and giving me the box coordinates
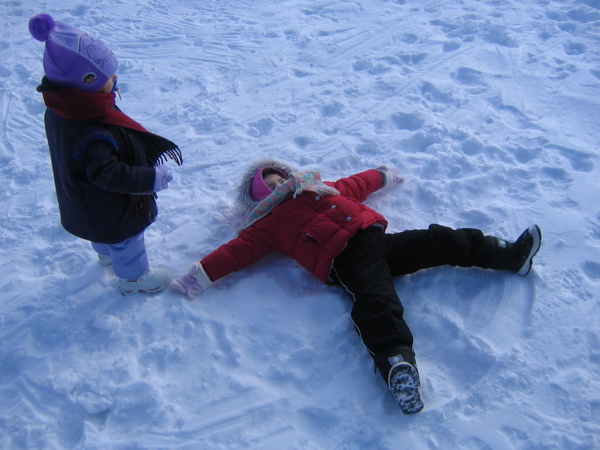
[334,225,486,352]
[332,228,414,357]
[92,242,112,267]
[92,242,111,257]
[384,224,487,276]
[333,228,423,413]
[104,232,149,280]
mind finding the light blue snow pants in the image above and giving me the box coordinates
[92,231,149,280]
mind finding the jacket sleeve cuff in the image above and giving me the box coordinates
[376,165,394,189]
[189,262,213,290]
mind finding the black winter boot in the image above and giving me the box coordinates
[483,225,542,276]
[375,346,424,414]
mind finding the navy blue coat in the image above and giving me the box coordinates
[44,108,157,244]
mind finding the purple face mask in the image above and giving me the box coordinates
[250,168,287,201]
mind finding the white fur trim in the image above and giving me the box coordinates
[376,165,394,189]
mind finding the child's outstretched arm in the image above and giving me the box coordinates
[331,166,403,202]
[171,226,275,299]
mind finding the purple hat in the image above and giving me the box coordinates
[29,14,118,92]
[250,168,286,201]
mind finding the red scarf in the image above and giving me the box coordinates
[41,85,182,170]
[42,88,148,133]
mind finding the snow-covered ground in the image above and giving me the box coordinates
[1,0,599,448]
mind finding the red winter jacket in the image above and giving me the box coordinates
[201,169,388,284]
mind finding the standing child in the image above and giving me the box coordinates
[29,14,182,295]
[170,158,542,414]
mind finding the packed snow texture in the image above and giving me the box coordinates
[1,0,599,448]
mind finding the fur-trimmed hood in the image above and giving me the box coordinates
[237,157,298,215]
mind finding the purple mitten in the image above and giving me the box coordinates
[154,165,173,192]
[170,273,204,299]
[170,262,213,299]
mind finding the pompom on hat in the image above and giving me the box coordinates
[29,13,118,92]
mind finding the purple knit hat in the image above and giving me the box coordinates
[250,168,287,201]
[29,14,118,92]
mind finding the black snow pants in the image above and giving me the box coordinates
[331,224,487,368]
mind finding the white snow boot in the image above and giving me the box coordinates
[98,254,111,267]
[119,266,172,295]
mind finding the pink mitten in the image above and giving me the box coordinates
[376,165,404,188]
[170,262,212,299]
[389,167,404,185]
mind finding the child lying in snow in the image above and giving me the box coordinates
[171,158,542,414]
